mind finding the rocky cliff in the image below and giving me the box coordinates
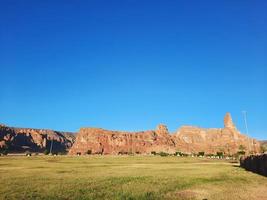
[69,113,261,155]
[69,124,176,155]
[0,124,75,153]
[260,140,267,153]
[175,114,259,155]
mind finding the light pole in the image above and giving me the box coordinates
[49,139,54,155]
[242,111,251,153]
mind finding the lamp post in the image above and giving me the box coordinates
[242,111,251,153]
[49,139,54,155]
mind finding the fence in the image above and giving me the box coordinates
[240,154,267,177]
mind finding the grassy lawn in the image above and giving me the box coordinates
[0,156,266,200]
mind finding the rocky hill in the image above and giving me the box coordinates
[260,140,267,153]
[0,124,75,153]
[69,113,260,155]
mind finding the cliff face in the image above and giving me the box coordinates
[1,113,261,155]
[175,113,260,154]
[69,124,176,155]
[0,124,75,153]
[69,113,261,155]
[260,140,267,153]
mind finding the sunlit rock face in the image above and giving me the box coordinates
[0,124,75,153]
[69,113,261,155]
[175,113,260,154]
[1,113,261,155]
[68,126,176,155]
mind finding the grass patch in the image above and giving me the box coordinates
[0,156,266,200]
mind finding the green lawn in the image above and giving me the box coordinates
[0,156,266,200]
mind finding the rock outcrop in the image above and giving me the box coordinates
[260,140,267,153]
[1,113,261,155]
[69,113,261,155]
[174,113,260,154]
[0,124,75,153]
[69,125,176,155]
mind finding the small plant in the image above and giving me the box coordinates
[25,150,32,156]
[2,149,8,155]
[174,151,182,156]
[216,152,224,158]
[44,149,49,155]
[159,152,169,157]
[198,152,205,156]
[151,151,156,155]
[87,150,92,155]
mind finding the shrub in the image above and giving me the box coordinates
[174,151,182,156]
[2,149,8,155]
[151,151,156,155]
[216,152,224,158]
[44,149,49,155]
[87,150,92,155]
[159,152,169,157]
[25,151,32,156]
[198,152,205,156]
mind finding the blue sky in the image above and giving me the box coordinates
[0,0,266,139]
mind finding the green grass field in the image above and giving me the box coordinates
[0,156,266,200]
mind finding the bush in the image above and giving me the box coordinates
[216,152,224,158]
[2,149,8,155]
[198,152,205,156]
[44,149,49,155]
[25,151,32,156]
[159,152,169,157]
[87,150,92,155]
[174,151,182,156]
[151,151,156,155]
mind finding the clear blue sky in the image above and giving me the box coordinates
[0,0,266,139]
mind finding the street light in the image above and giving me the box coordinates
[242,111,251,153]
[49,139,54,155]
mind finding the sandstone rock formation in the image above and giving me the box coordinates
[0,124,75,153]
[69,113,261,155]
[1,113,261,155]
[69,124,176,155]
[260,140,267,153]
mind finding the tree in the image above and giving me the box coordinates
[216,152,224,158]
[260,145,267,153]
